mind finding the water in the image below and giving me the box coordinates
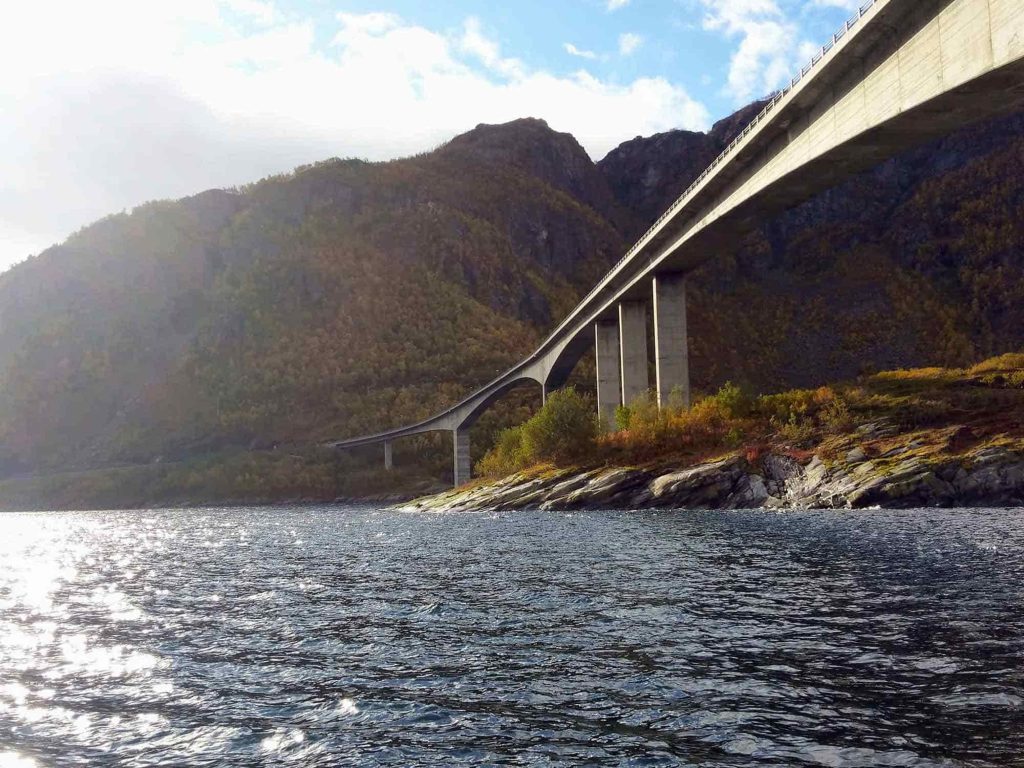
[2,507,1024,767]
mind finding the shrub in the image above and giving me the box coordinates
[520,387,598,462]
[778,412,815,444]
[477,387,597,476]
[476,425,527,477]
[725,426,745,447]
[758,386,834,445]
[664,385,689,415]
[873,367,953,381]
[614,404,632,432]
[969,351,1024,374]
[819,396,854,433]
[624,391,665,440]
[708,381,752,419]
[758,386,834,424]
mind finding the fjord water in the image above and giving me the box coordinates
[2,508,1024,767]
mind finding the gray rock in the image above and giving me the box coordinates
[955,448,1024,505]
[730,473,769,508]
[398,446,1024,513]
[848,469,955,508]
[554,468,649,509]
[648,457,750,509]
[846,447,868,463]
[856,421,899,439]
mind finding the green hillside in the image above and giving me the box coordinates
[1,106,1023,508]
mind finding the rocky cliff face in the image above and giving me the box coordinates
[443,118,630,230]
[400,445,1024,513]
[597,100,767,233]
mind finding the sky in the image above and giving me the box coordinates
[0,0,862,272]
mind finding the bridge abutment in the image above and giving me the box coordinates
[619,300,649,406]
[453,428,471,486]
[594,319,622,429]
[652,272,690,409]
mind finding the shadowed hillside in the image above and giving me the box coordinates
[1,104,1023,505]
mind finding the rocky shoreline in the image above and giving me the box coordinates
[399,441,1024,513]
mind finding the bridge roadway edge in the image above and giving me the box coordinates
[327,0,1024,483]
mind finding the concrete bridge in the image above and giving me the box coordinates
[329,0,1024,486]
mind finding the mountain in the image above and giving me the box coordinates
[0,119,628,481]
[636,109,1024,391]
[1,103,1023,506]
[598,99,769,231]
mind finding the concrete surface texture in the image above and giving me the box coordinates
[329,0,1024,486]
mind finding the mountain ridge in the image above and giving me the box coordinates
[1,102,1023,502]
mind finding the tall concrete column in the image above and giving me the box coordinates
[653,272,690,409]
[384,440,394,471]
[594,319,621,429]
[618,300,649,406]
[453,428,471,487]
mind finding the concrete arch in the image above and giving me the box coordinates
[331,0,1024,488]
[455,374,544,431]
[540,328,593,394]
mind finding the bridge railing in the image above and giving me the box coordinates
[332,2,887,449]
[576,0,879,311]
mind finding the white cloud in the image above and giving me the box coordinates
[334,12,402,42]
[458,17,525,78]
[607,0,631,10]
[618,32,644,56]
[700,0,810,103]
[222,0,279,26]
[564,43,599,60]
[807,0,862,9]
[0,2,710,271]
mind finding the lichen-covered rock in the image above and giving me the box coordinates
[547,468,650,510]
[648,457,752,509]
[846,466,955,508]
[955,448,1024,506]
[397,446,1024,513]
[761,454,803,499]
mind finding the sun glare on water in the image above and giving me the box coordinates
[0,513,171,765]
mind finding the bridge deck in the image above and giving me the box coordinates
[329,0,1024,453]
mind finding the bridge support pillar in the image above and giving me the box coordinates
[384,440,393,471]
[595,319,621,429]
[653,272,690,409]
[453,428,471,487]
[618,300,648,406]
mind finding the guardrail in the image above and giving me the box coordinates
[576,0,879,310]
[335,0,888,447]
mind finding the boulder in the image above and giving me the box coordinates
[647,457,750,509]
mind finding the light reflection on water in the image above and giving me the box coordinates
[1,507,1024,766]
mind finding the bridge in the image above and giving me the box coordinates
[329,0,1024,486]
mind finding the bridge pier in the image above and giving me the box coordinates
[618,300,648,406]
[330,0,1024,487]
[652,273,690,409]
[453,428,471,486]
[594,319,621,429]
[384,440,393,471]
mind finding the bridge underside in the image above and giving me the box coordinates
[330,0,1024,488]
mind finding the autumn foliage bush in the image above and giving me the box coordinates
[477,388,597,477]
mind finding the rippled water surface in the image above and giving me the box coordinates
[3,507,1024,766]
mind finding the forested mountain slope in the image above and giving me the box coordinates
[598,109,1024,391]
[0,121,625,476]
[1,103,1022,502]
